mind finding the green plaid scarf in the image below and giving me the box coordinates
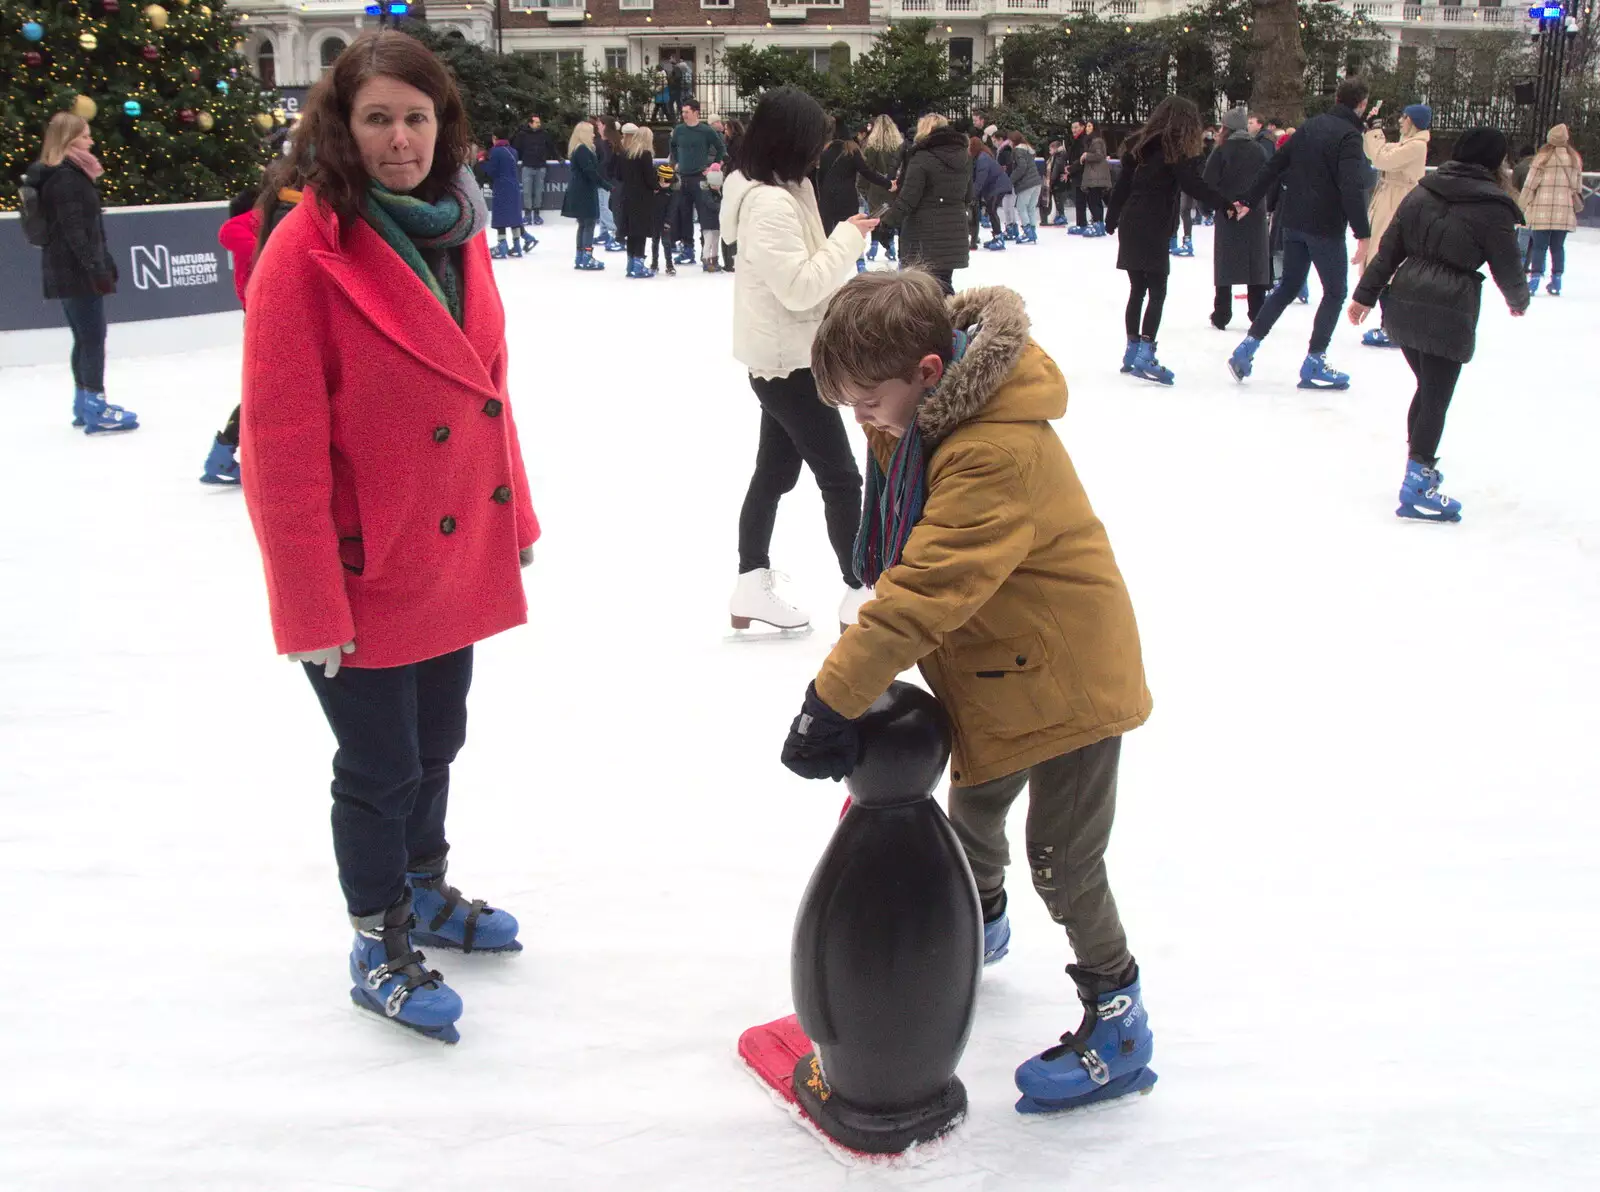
[362,166,487,325]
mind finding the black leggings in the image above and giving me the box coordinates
[626,231,648,257]
[738,369,864,588]
[1124,270,1168,340]
[1401,347,1464,467]
[219,404,242,448]
[1084,187,1107,223]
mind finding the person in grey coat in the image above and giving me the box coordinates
[1204,108,1273,328]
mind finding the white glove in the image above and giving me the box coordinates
[288,641,356,678]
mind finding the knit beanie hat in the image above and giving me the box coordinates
[1547,123,1570,147]
[1402,104,1433,132]
[1452,126,1508,173]
[656,162,676,186]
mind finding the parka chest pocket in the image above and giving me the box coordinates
[954,633,1073,740]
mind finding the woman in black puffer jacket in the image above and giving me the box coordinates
[1350,127,1528,525]
[881,114,972,295]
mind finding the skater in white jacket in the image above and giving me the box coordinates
[721,87,879,636]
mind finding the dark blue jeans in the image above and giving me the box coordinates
[304,645,474,917]
[1249,229,1347,355]
[61,295,107,392]
[1529,229,1567,275]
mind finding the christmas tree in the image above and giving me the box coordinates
[3,0,278,209]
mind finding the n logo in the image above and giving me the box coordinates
[130,245,171,290]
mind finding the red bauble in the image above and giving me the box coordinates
[103,0,121,11]
[143,45,160,61]
[25,51,43,67]
[179,108,196,124]
[188,67,202,82]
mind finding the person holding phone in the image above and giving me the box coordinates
[817,125,896,273]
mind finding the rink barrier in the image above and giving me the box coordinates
[6,162,1600,333]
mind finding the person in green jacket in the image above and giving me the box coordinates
[668,99,726,265]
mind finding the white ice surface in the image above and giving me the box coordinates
[3,222,1598,1191]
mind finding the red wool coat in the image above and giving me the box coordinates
[240,192,540,669]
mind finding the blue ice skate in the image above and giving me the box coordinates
[1120,336,1140,374]
[74,387,136,431]
[520,230,538,253]
[1015,964,1156,1114]
[1298,353,1350,391]
[983,912,1011,966]
[674,244,695,266]
[349,896,463,1044]
[1021,226,1039,245]
[626,256,654,279]
[1396,460,1462,523]
[1228,336,1260,382]
[200,437,240,485]
[1087,220,1107,238]
[489,241,510,260]
[406,856,522,954]
[1052,213,1068,227]
[866,239,879,262]
[575,250,606,271]
[603,234,626,253]
[1129,340,1175,385]
[1528,271,1542,297]
[1169,235,1179,255]
[984,235,1007,251]
[1362,328,1395,348]
[1547,273,1562,296]
[885,240,897,262]
[1005,223,1020,242]
[856,258,867,273]
[1068,223,1086,236]
[80,391,139,434]
[1172,236,1194,257]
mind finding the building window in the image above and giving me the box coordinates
[605,48,628,72]
[510,0,583,7]
[619,0,653,9]
[320,37,346,76]
[526,50,585,73]
[779,47,837,73]
[702,0,733,7]
[257,41,276,89]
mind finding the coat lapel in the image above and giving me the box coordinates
[311,214,500,402]
[458,234,507,380]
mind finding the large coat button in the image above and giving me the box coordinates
[433,426,450,443]
[440,516,457,535]
[492,485,512,505]
[482,398,503,417]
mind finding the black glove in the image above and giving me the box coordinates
[781,682,860,782]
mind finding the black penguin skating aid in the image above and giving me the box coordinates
[739,683,983,1160]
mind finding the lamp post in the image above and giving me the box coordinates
[1529,5,1569,139]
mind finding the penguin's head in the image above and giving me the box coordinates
[846,682,952,806]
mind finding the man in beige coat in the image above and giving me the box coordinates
[1355,104,1431,345]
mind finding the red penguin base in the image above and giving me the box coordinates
[737,1014,966,1161]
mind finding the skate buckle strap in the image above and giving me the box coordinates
[426,880,489,953]
[365,949,443,1017]
[1040,991,1112,1084]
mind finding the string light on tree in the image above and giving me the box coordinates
[80,33,100,50]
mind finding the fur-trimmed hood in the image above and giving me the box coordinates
[917,286,1059,444]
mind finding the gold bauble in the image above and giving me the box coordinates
[72,95,99,120]
[79,33,99,50]
[196,110,214,131]
[174,0,190,5]
[253,112,274,132]
[145,4,169,29]
[198,4,211,14]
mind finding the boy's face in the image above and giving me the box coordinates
[843,355,945,437]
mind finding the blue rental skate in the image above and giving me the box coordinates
[1129,340,1175,385]
[1169,235,1179,255]
[349,895,463,1043]
[1362,328,1395,347]
[520,230,538,253]
[1021,226,1039,245]
[626,256,654,279]
[1086,220,1107,238]
[1298,353,1350,390]
[856,258,867,274]
[406,856,522,954]
[674,243,695,266]
[1015,964,1156,1114]
[1172,236,1194,258]
[866,240,879,262]
[983,912,1011,966]
[575,250,606,271]
[489,241,510,260]
[1227,336,1260,381]
[603,233,626,253]
[1528,271,1542,297]
[200,437,240,485]
[1396,460,1462,523]
[984,235,1007,251]
[1068,223,1086,236]
[885,240,897,262]
[80,390,139,434]
[1547,273,1562,296]
[1005,222,1020,242]
[1120,336,1140,374]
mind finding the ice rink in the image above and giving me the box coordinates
[4,219,1598,1191]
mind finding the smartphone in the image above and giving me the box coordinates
[868,202,890,219]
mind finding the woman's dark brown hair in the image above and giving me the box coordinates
[1126,95,1204,165]
[968,135,992,159]
[286,30,471,223]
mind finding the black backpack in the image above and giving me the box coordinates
[18,173,50,247]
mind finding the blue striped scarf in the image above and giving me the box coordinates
[852,328,973,587]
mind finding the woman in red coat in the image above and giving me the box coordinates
[241,30,540,1045]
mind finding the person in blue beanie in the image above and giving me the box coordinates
[1353,101,1432,345]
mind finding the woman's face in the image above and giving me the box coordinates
[349,74,437,194]
[72,128,94,153]
[1084,121,1096,136]
[1399,115,1414,136]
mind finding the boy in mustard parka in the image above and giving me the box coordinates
[781,271,1156,1113]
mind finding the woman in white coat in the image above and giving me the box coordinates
[721,87,878,634]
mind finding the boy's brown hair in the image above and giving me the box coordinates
[812,271,954,407]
